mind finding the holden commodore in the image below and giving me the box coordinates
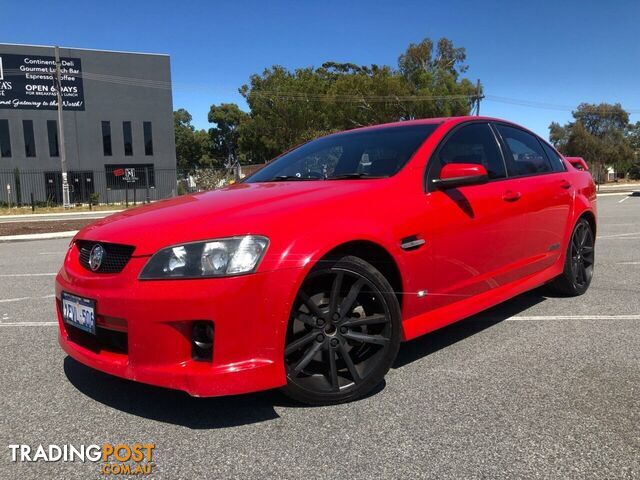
[56,117,596,405]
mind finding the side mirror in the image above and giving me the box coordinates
[432,163,489,189]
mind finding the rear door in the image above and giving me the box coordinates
[492,123,573,274]
[424,122,529,311]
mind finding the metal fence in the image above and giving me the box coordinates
[0,164,267,208]
[0,168,178,207]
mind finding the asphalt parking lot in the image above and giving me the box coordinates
[0,193,638,479]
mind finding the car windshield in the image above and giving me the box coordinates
[246,124,439,182]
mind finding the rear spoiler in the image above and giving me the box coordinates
[564,157,589,171]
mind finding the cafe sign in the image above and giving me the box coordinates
[0,53,85,110]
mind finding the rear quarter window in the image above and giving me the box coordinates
[541,141,567,172]
[496,124,553,177]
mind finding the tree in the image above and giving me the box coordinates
[208,103,249,163]
[237,36,478,162]
[174,109,215,171]
[627,121,640,179]
[549,103,635,177]
[398,37,468,80]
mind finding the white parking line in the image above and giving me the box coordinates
[38,252,65,255]
[0,322,57,327]
[0,294,55,303]
[0,273,56,277]
[598,232,640,239]
[0,297,31,303]
[506,315,640,321]
[1,315,639,328]
[600,237,640,241]
[618,196,630,203]
[617,261,640,265]
[597,191,639,196]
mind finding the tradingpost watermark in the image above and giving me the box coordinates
[7,443,156,476]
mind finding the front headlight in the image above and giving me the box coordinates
[139,235,269,280]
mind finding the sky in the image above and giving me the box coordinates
[3,0,640,138]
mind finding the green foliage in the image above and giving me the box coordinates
[174,109,217,171]
[236,36,478,162]
[627,121,640,155]
[192,169,235,190]
[175,37,479,167]
[626,121,640,179]
[89,192,100,205]
[549,103,635,174]
[208,103,249,162]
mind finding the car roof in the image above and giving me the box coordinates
[348,116,515,131]
[337,116,540,139]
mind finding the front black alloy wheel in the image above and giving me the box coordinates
[283,256,401,405]
[549,218,595,296]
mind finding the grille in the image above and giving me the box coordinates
[77,240,135,273]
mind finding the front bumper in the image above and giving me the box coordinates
[56,243,302,397]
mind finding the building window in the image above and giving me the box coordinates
[0,120,11,157]
[23,120,36,157]
[123,121,133,156]
[47,120,59,157]
[143,121,153,156]
[102,121,112,156]
[105,164,155,190]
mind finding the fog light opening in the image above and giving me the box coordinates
[192,321,214,362]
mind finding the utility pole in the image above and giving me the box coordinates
[475,79,482,116]
[54,46,70,208]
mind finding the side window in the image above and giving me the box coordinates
[437,123,506,179]
[496,125,553,176]
[541,141,566,172]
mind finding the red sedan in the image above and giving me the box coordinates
[56,117,596,405]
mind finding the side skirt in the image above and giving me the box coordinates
[400,262,563,341]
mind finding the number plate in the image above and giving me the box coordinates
[61,292,96,335]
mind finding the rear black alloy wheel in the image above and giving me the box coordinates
[283,256,401,405]
[569,220,595,289]
[549,218,595,296]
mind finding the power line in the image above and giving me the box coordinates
[245,91,475,103]
[3,66,640,113]
[1,68,173,90]
[485,95,640,114]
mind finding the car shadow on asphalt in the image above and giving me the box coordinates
[64,289,548,429]
[393,289,547,369]
[63,356,285,429]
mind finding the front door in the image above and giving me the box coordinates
[424,122,529,311]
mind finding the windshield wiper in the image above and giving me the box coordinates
[326,173,388,180]
[266,175,317,182]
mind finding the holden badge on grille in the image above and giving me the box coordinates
[89,244,105,271]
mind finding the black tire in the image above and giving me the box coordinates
[282,255,401,405]
[548,218,595,296]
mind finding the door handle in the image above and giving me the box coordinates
[502,190,521,202]
[560,180,572,189]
